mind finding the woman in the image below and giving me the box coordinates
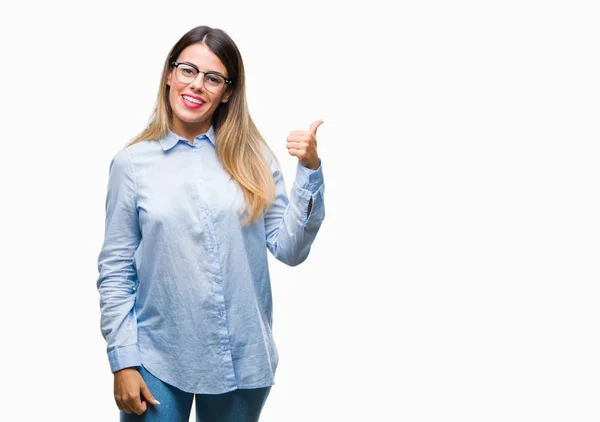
[96,25,325,421]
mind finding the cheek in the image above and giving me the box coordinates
[167,89,177,111]
[168,76,182,94]
[168,83,183,108]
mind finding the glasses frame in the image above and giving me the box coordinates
[171,61,233,91]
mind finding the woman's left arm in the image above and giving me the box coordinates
[264,120,326,266]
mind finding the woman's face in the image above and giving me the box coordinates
[167,43,232,138]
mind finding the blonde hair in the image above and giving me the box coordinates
[127,26,277,227]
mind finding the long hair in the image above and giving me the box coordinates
[127,25,277,227]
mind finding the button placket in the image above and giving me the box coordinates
[190,140,235,371]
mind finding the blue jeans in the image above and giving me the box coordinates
[120,364,271,422]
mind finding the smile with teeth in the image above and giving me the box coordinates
[183,95,204,105]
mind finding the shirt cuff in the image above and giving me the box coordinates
[108,344,141,373]
[295,159,323,193]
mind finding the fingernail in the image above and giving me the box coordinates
[154,400,161,405]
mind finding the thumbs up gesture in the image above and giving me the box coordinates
[286,119,323,170]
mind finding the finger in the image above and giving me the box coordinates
[287,148,302,157]
[134,399,147,416]
[287,135,310,143]
[289,130,309,136]
[286,140,306,148]
[141,384,161,406]
[286,144,306,151]
[120,400,133,414]
[309,119,324,136]
[127,393,145,415]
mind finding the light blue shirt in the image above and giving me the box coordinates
[96,125,325,394]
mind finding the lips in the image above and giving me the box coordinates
[182,94,205,109]
[182,94,205,103]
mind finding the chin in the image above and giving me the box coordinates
[175,107,203,122]
[174,111,208,127]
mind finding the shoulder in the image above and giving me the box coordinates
[110,147,130,169]
[110,139,163,170]
[109,140,155,169]
[124,139,162,156]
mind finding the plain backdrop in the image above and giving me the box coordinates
[1,0,599,421]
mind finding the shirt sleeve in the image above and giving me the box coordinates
[264,156,325,266]
[96,148,142,373]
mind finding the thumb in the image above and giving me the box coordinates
[309,119,324,137]
[141,383,160,405]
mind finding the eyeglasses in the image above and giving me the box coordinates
[171,61,232,94]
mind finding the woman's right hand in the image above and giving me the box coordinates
[114,367,160,415]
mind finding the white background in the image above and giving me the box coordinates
[1,0,599,421]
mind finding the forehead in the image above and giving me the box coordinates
[176,43,227,75]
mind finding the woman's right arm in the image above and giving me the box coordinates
[96,148,142,373]
[97,149,159,415]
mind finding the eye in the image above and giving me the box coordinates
[206,74,224,85]
[181,67,196,76]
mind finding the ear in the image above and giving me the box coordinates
[166,68,173,87]
[220,88,232,104]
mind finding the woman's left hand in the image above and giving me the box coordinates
[286,120,323,170]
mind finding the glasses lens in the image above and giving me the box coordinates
[203,73,226,93]
[176,64,197,83]
[174,64,228,93]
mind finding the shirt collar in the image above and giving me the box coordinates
[159,125,216,151]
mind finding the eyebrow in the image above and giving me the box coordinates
[179,61,228,78]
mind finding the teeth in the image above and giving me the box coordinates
[183,95,204,105]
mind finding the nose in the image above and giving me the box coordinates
[189,73,205,92]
